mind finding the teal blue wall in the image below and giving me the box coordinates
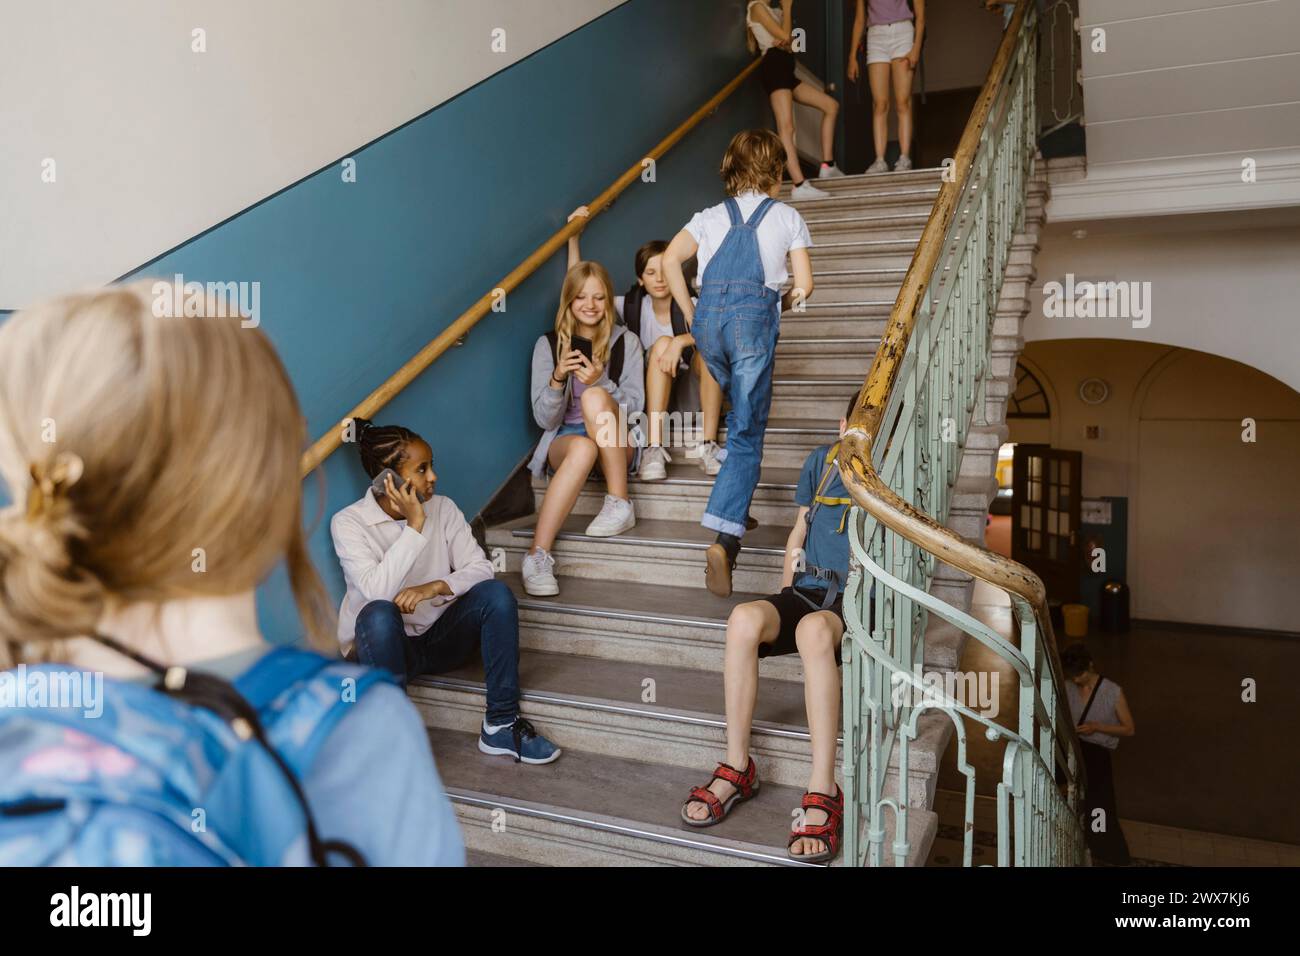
[1,0,766,644]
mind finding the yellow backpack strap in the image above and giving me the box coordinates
[809,442,850,533]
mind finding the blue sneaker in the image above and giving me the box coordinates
[478,716,562,765]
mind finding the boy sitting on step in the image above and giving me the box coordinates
[662,128,815,598]
[680,396,861,864]
[331,419,561,765]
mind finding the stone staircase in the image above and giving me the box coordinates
[409,164,1048,866]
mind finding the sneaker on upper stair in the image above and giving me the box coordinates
[639,445,670,481]
[584,494,636,537]
[818,163,845,179]
[791,180,831,200]
[697,440,724,476]
[479,716,562,765]
[865,158,889,174]
[894,154,913,171]
[521,547,558,596]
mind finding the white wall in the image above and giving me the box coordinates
[1025,212,1300,393]
[0,0,625,309]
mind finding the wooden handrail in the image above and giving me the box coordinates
[838,0,1087,778]
[299,58,762,476]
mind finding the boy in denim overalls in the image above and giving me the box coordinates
[662,129,815,596]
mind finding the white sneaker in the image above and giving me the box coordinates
[697,440,724,476]
[865,158,889,174]
[639,445,671,481]
[894,154,913,171]
[584,495,636,537]
[818,163,846,179]
[521,547,558,596]
[791,180,831,200]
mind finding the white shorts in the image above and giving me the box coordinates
[866,19,914,64]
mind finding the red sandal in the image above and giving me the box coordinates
[680,757,760,828]
[788,786,844,864]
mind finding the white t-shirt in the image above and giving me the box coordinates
[685,191,812,292]
[615,294,673,352]
[747,2,781,53]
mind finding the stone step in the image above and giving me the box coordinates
[804,213,928,242]
[487,514,788,593]
[775,336,877,378]
[779,166,947,198]
[800,272,908,306]
[770,374,862,420]
[435,730,936,866]
[786,186,941,218]
[412,648,951,808]
[533,461,802,527]
[808,237,922,271]
[630,416,840,470]
[499,572,967,676]
[779,310,890,340]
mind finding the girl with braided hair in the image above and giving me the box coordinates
[331,418,560,764]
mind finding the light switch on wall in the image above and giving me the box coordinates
[1086,425,1101,440]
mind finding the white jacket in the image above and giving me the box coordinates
[330,489,495,651]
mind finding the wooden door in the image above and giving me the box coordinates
[1011,444,1083,602]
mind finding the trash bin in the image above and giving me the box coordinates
[1062,603,1089,638]
[1099,579,1131,633]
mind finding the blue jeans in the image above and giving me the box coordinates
[353,578,520,725]
[693,283,780,538]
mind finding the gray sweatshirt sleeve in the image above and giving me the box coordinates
[531,335,567,431]
[596,330,645,413]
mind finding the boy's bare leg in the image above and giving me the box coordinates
[682,600,781,821]
[536,435,598,552]
[645,337,675,446]
[789,611,844,856]
[693,350,722,443]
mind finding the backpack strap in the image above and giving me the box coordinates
[236,647,396,779]
[544,330,559,367]
[607,329,626,386]
[622,283,642,337]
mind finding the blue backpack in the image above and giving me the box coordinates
[0,644,394,866]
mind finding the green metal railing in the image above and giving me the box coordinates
[836,0,1087,866]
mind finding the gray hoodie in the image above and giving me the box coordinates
[528,328,645,476]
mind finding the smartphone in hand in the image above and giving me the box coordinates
[370,467,406,499]
[571,336,594,364]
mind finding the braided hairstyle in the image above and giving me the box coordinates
[352,418,424,480]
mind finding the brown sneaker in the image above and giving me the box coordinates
[705,542,735,597]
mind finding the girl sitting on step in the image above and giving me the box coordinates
[331,419,560,765]
[522,254,645,597]
[566,208,724,480]
[680,395,864,864]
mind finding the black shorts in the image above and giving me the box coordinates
[758,48,799,95]
[756,586,845,664]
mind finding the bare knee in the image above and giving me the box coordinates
[795,615,838,660]
[580,385,613,417]
[894,95,912,117]
[727,602,770,648]
[872,96,890,116]
[562,435,598,468]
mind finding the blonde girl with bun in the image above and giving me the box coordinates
[0,282,462,866]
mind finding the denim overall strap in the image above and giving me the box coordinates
[743,197,776,229]
[691,195,784,539]
[724,197,743,226]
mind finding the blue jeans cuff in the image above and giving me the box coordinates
[702,512,746,538]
